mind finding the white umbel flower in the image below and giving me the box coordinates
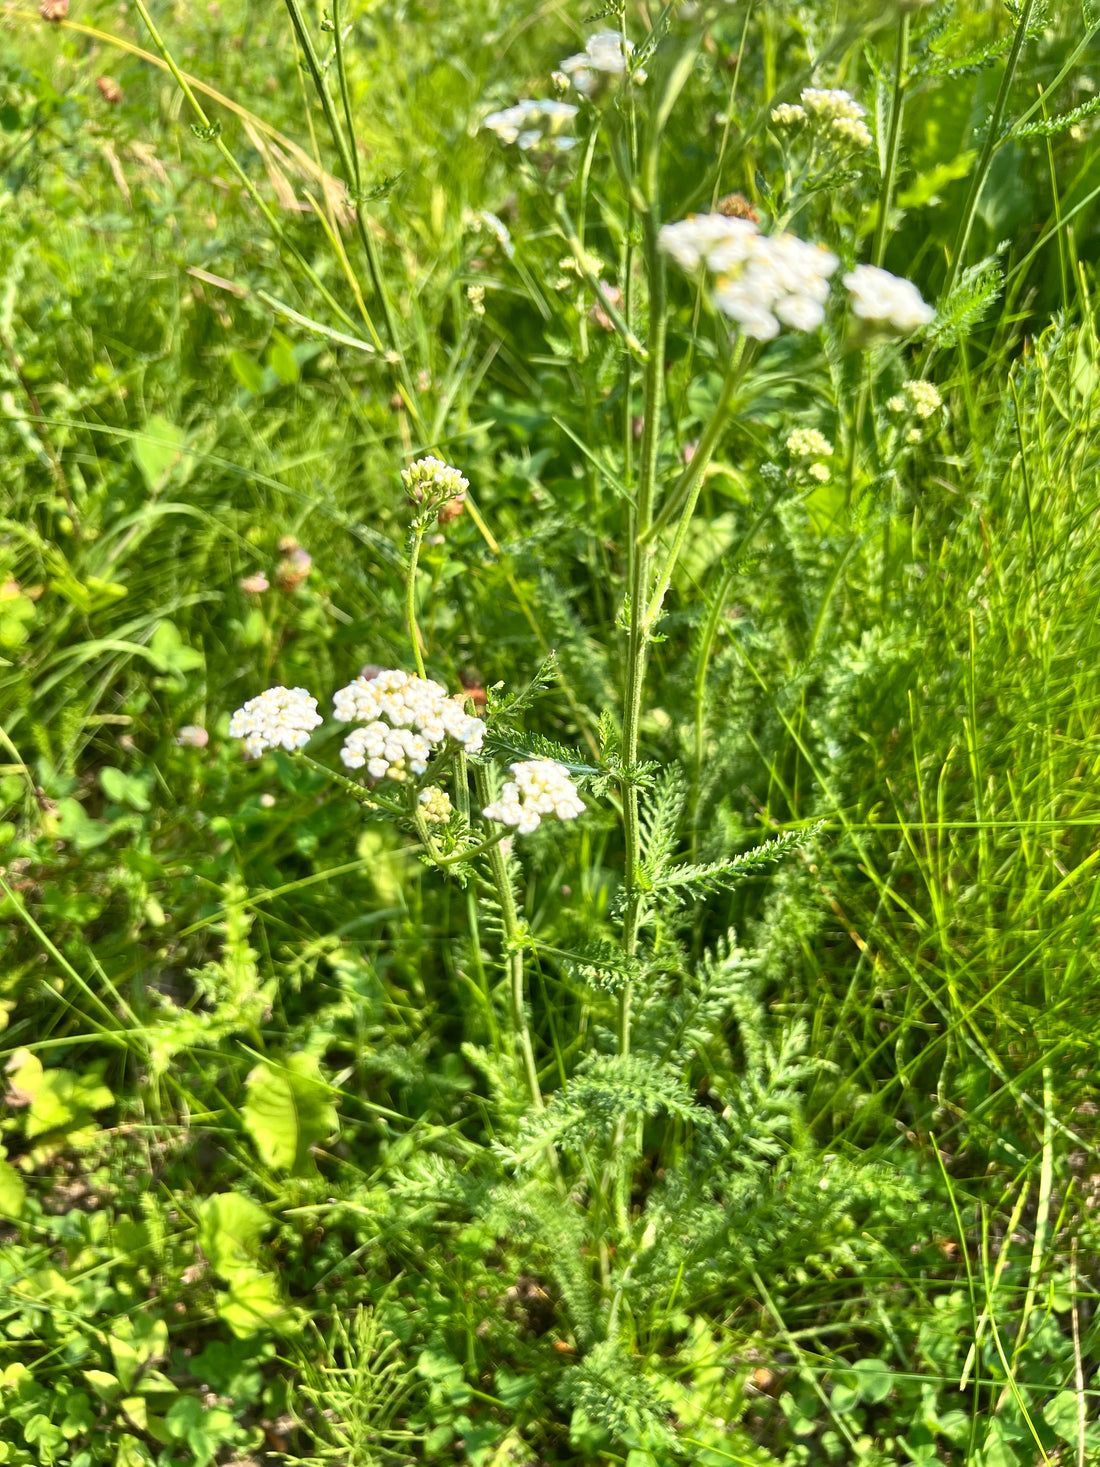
[771,103,807,128]
[228,686,323,758]
[560,30,645,98]
[482,99,578,151]
[333,669,486,776]
[418,787,454,825]
[482,758,585,835]
[800,88,872,148]
[844,264,935,334]
[787,428,833,458]
[888,379,943,418]
[400,456,469,509]
[660,214,838,342]
[773,90,871,149]
[340,722,431,781]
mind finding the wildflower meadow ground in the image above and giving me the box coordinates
[1,0,1100,1463]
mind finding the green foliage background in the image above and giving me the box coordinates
[2,0,1100,1463]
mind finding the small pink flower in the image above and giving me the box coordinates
[239,572,269,594]
[175,725,209,748]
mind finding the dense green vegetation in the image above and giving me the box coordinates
[2,0,1100,1462]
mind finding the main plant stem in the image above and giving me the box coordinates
[406,521,427,678]
[474,767,542,1110]
[618,166,668,1061]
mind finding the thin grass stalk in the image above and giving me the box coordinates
[871,12,910,268]
[941,0,1037,300]
[129,0,359,336]
[282,0,422,429]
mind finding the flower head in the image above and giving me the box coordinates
[799,88,872,149]
[228,686,323,758]
[787,428,833,459]
[239,572,269,594]
[559,30,645,98]
[481,759,585,835]
[889,379,943,419]
[771,103,807,128]
[482,99,578,152]
[844,265,935,335]
[333,669,486,777]
[660,214,839,342]
[340,722,431,781]
[175,724,209,748]
[419,787,454,825]
[401,456,470,511]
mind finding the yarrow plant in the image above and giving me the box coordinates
[772,87,873,150]
[555,30,646,98]
[888,379,944,418]
[211,4,971,1453]
[482,759,586,835]
[227,685,323,758]
[658,215,839,339]
[481,99,579,152]
[844,263,936,335]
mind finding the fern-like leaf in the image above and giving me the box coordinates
[927,252,1005,349]
[653,823,819,900]
[640,764,688,882]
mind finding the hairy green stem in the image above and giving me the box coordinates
[618,153,668,1061]
[473,767,542,1110]
[298,753,404,816]
[872,12,910,268]
[406,521,427,678]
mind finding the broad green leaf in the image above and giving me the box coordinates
[851,1357,894,1404]
[0,589,34,651]
[197,1192,270,1277]
[267,332,300,385]
[54,798,111,851]
[100,766,153,812]
[218,1270,294,1338]
[241,1052,337,1175]
[228,349,265,394]
[147,621,204,678]
[114,1430,155,1466]
[0,1154,25,1217]
[5,1050,112,1139]
[83,1369,122,1401]
[133,414,187,492]
[1043,1389,1082,1445]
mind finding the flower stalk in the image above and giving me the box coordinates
[474,765,543,1110]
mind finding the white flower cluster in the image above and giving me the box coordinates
[418,787,453,825]
[772,89,872,150]
[482,99,578,151]
[481,759,585,835]
[557,30,645,98]
[341,723,431,781]
[400,456,470,509]
[228,686,323,758]
[844,264,935,335]
[659,214,839,340]
[887,380,943,418]
[787,428,833,459]
[333,670,486,779]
